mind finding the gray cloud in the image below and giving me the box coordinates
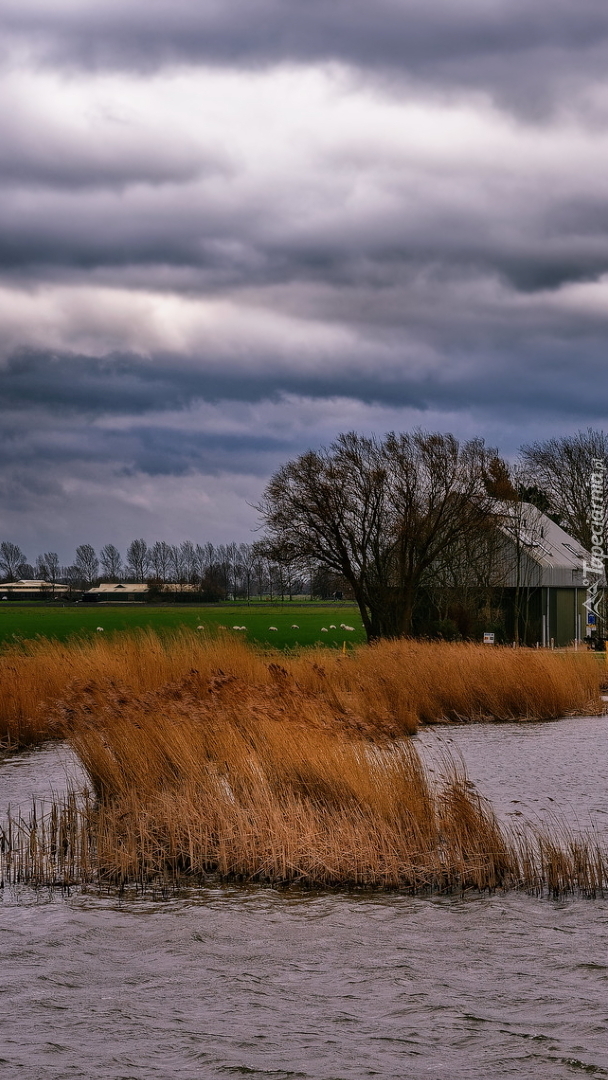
[3,315,608,436]
[4,1,608,116]
[2,3,608,553]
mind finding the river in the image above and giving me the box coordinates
[1,716,607,1079]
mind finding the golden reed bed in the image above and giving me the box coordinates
[3,683,606,895]
[0,629,602,749]
[1,633,605,894]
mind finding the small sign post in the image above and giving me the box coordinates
[483,632,495,645]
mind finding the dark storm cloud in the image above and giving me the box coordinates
[3,1,608,552]
[5,1,608,115]
[0,193,233,274]
[3,330,608,440]
[0,146,211,194]
[2,177,608,296]
[0,113,228,194]
[0,403,290,476]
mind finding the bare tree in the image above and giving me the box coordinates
[215,545,231,595]
[35,551,61,595]
[520,429,608,551]
[491,492,545,645]
[168,543,185,583]
[100,543,122,580]
[0,541,27,581]
[239,543,257,601]
[180,541,196,583]
[126,539,150,582]
[63,564,82,593]
[253,550,267,599]
[75,544,99,586]
[225,542,241,599]
[150,541,172,582]
[35,556,49,580]
[193,544,207,586]
[259,431,499,641]
[202,542,216,578]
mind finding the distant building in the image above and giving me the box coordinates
[158,583,200,594]
[83,583,150,603]
[0,579,69,600]
[83,582,205,603]
[491,504,604,646]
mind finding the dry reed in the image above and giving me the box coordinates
[3,688,607,896]
[1,628,604,895]
[2,686,514,891]
[0,631,603,750]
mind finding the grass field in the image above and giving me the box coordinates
[0,602,365,649]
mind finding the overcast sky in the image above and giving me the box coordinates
[2,1,608,562]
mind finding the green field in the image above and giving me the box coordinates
[0,603,365,650]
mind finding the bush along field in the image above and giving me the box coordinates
[0,602,365,650]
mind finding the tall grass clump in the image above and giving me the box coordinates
[0,631,603,750]
[3,681,607,896]
[40,683,512,890]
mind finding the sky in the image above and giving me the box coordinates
[2,1,608,562]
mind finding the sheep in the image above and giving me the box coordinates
[343,625,355,631]
[329,624,336,629]
[269,626,278,631]
[321,627,328,632]
[291,624,299,629]
[96,626,104,632]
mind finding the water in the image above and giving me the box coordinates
[415,714,608,840]
[1,719,608,1080]
[0,741,87,820]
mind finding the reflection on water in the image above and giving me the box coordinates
[1,716,608,1080]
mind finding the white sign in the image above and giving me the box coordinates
[483,632,495,644]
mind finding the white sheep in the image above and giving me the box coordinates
[321,627,328,632]
[196,625,204,631]
[269,626,278,631]
[291,624,299,629]
[343,625,355,631]
[96,626,104,632]
[329,624,336,629]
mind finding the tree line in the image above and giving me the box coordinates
[0,539,321,601]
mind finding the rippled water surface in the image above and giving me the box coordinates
[1,716,608,1080]
[415,714,608,839]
